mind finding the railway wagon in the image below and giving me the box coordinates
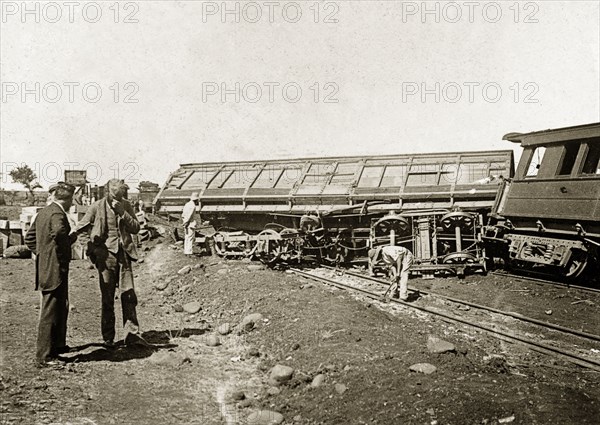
[488,122,600,279]
[155,150,514,276]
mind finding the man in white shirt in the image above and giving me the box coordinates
[181,193,200,256]
[369,245,413,301]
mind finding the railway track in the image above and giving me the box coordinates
[319,265,600,342]
[490,270,600,295]
[290,267,600,372]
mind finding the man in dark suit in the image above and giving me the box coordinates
[25,182,76,366]
[75,179,146,347]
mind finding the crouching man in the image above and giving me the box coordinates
[369,245,413,301]
[75,179,147,348]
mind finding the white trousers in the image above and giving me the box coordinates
[381,246,413,299]
[184,226,196,255]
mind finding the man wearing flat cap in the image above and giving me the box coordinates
[75,179,146,347]
[25,182,77,366]
[181,192,200,256]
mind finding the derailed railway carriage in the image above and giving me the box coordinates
[155,150,514,276]
[488,123,600,279]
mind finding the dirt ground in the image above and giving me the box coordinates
[1,213,599,424]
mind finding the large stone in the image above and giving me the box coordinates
[217,323,231,335]
[3,245,31,259]
[183,301,202,314]
[240,313,264,332]
[268,364,294,385]
[178,265,192,275]
[334,383,347,394]
[427,335,456,354]
[310,374,325,388]
[148,352,190,368]
[409,363,437,374]
[205,335,221,347]
[247,264,264,271]
[231,391,246,401]
[154,280,170,291]
[247,410,284,425]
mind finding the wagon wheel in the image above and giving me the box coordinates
[440,212,475,231]
[373,216,410,237]
[563,249,588,280]
[442,252,478,264]
[255,228,283,265]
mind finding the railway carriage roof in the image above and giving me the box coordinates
[503,122,600,147]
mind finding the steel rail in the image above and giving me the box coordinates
[490,271,600,295]
[320,265,600,343]
[290,268,600,372]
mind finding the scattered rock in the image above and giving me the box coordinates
[483,355,510,374]
[239,399,253,408]
[267,386,281,396]
[173,304,184,313]
[217,323,231,335]
[178,265,192,275]
[155,280,169,291]
[217,268,229,275]
[193,263,204,270]
[241,313,264,332]
[291,343,300,351]
[311,374,325,388]
[183,302,202,314]
[498,415,515,424]
[3,245,31,259]
[545,310,552,315]
[148,352,190,368]
[409,363,437,374]
[247,264,264,271]
[334,383,347,394]
[137,258,145,263]
[427,335,456,354]
[248,348,260,357]
[205,335,221,347]
[247,410,284,425]
[231,391,246,401]
[268,364,294,386]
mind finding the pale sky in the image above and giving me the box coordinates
[1,0,599,190]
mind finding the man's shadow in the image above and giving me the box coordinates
[64,328,209,363]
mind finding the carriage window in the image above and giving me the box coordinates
[221,169,259,189]
[252,168,282,189]
[181,169,215,188]
[328,163,356,185]
[275,167,303,188]
[406,164,437,186]
[381,165,408,187]
[358,166,384,187]
[303,163,335,185]
[557,143,580,175]
[581,144,600,175]
[525,147,546,177]
[207,170,231,188]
